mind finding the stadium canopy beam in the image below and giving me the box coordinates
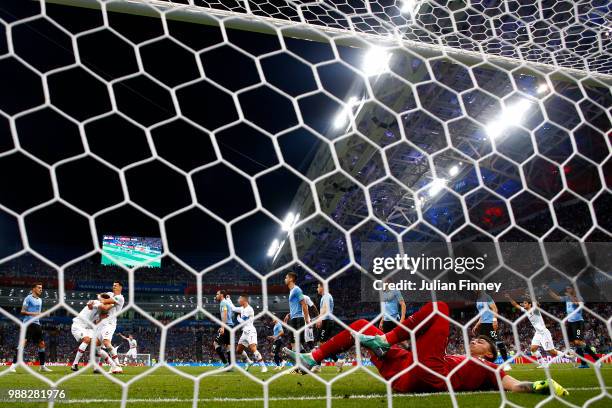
[49,0,612,86]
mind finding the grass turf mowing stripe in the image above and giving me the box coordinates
[25,387,611,404]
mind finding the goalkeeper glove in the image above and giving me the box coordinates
[532,379,569,396]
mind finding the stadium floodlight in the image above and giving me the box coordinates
[400,0,419,16]
[282,212,295,231]
[449,165,459,177]
[537,83,549,94]
[428,178,446,197]
[333,96,360,129]
[362,46,391,76]
[267,239,280,257]
[485,98,532,138]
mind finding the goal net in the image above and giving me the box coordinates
[0,0,610,407]
[117,353,152,367]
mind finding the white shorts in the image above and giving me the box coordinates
[305,327,314,343]
[238,330,257,347]
[531,329,555,351]
[126,348,138,358]
[96,322,117,341]
[71,322,93,342]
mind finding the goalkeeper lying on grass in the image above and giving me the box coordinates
[284,302,568,396]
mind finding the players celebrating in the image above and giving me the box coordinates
[119,333,138,365]
[70,294,112,371]
[546,285,599,368]
[505,294,570,368]
[9,282,51,373]
[229,294,267,372]
[96,281,125,374]
[284,302,569,397]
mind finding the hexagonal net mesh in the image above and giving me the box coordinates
[0,0,610,407]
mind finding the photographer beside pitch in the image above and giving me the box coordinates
[285,301,569,397]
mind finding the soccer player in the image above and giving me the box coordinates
[505,294,570,368]
[70,294,113,371]
[96,281,125,374]
[285,272,310,352]
[380,287,406,333]
[268,316,285,370]
[229,294,267,372]
[545,285,599,368]
[302,294,319,351]
[9,282,52,373]
[284,302,569,397]
[472,290,511,371]
[214,290,234,368]
[314,282,343,372]
[118,333,138,365]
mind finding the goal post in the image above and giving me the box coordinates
[117,353,152,367]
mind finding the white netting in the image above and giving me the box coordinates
[0,0,610,407]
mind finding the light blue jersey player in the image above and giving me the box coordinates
[214,290,233,366]
[9,282,52,373]
[285,272,310,352]
[473,291,511,370]
[380,289,406,333]
[546,285,598,367]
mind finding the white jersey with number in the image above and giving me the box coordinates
[236,305,256,333]
[520,307,547,333]
[74,300,101,325]
[104,292,125,325]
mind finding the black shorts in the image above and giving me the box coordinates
[318,319,336,343]
[479,323,499,341]
[26,324,43,343]
[381,320,397,334]
[288,317,304,344]
[272,338,284,354]
[567,321,584,341]
[214,327,231,346]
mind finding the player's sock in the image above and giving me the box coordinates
[241,351,253,364]
[225,351,232,364]
[496,342,509,361]
[98,347,117,368]
[253,351,264,366]
[533,350,544,365]
[12,351,18,364]
[576,346,588,365]
[215,346,228,364]
[73,342,88,366]
[38,348,46,366]
[583,344,598,363]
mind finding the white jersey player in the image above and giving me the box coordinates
[70,294,114,371]
[96,281,125,374]
[229,294,267,372]
[303,295,318,347]
[119,333,138,365]
[506,295,569,368]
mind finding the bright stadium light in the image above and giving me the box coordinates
[449,165,459,176]
[428,178,446,197]
[486,98,532,139]
[537,83,549,94]
[267,239,280,257]
[282,212,295,231]
[333,97,360,129]
[362,46,391,76]
[401,0,417,14]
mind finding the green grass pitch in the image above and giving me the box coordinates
[0,364,610,407]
